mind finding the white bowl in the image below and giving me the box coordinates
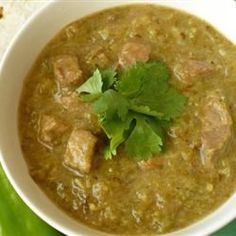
[0,1,236,235]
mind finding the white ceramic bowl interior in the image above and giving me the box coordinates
[0,1,236,236]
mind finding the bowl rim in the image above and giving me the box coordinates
[0,1,236,236]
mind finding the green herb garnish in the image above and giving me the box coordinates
[77,62,187,161]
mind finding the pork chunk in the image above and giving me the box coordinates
[85,46,110,68]
[118,41,151,67]
[64,129,97,173]
[60,93,82,112]
[38,115,68,148]
[174,59,215,88]
[52,55,83,88]
[200,91,232,167]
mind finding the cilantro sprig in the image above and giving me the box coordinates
[77,62,187,161]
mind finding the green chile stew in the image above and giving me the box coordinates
[18,4,236,234]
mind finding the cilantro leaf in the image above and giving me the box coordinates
[129,103,163,118]
[116,63,146,98]
[93,90,129,121]
[125,117,163,161]
[101,68,117,91]
[77,69,103,101]
[147,117,169,148]
[101,115,133,159]
[77,68,117,101]
[133,86,187,120]
[143,61,170,81]
[129,62,187,120]
[77,61,187,161]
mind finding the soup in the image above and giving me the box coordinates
[18,4,236,234]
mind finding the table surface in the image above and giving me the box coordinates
[0,1,235,235]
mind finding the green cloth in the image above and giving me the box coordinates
[212,220,236,236]
[0,165,61,236]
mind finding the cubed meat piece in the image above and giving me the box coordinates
[174,59,215,88]
[200,91,232,167]
[138,155,164,170]
[60,93,82,112]
[35,77,54,96]
[89,52,110,68]
[52,55,83,88]
[118,41,151,67]
[60,94,92,114]
[94,53,110,68]
[85,46,110,68]
[64,129,97,173]
[38,115,68,148]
